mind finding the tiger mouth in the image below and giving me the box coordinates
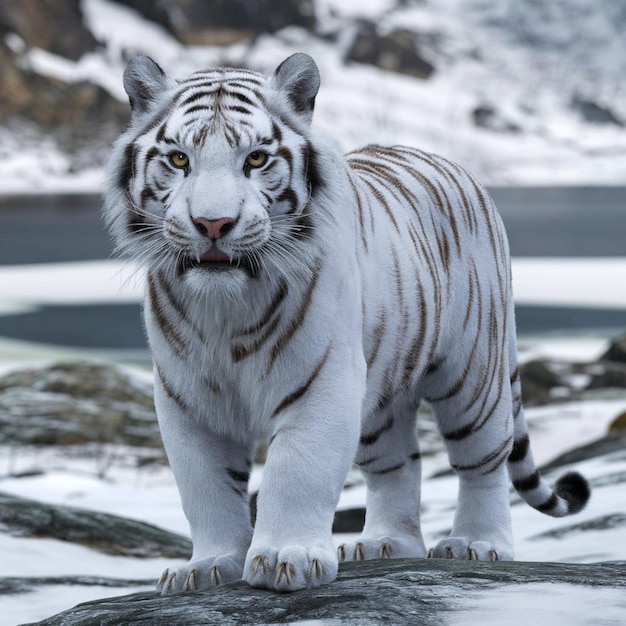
[178,248,258,277]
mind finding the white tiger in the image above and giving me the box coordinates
[104,53,590,593]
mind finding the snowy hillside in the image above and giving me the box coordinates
[2,0,626,192]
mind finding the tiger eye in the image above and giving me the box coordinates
[245,151,268,168]
[169,152,189,169]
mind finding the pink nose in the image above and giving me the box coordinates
[192,217,237,240]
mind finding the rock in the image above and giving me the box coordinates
[0,40,129,166]
[471,105,521,133]
[0,491,192,559]
[577,335,626,392]
[600,334,626,364]
[585,362,626,391]
[572,95,624,126]
[529,513,626,541]
[609,410,626,433]
[22,559,626,626]
[116,0,316,46]
[0,361,162,450]
[0,575,154,597]
[346,22,435,79]
[0,0,129,163]
[539,433,626,474]
[519,359,562,406]
[0,0,98,61]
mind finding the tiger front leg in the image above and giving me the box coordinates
[154,384,254,593]
[244,381,362,592]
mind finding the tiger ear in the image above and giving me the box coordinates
[271,53,320,124]
[123,55,172,115]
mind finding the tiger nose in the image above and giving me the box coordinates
[192,217,237,240]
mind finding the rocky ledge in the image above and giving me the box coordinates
[22,558,626,626]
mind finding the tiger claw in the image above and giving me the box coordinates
[183,569,197,591]
[307,558,322,584]
[275,561,296,586]
[210,565,222,586]
[380,543,392,559]
[251,555,270,576]
[352,542,365,561]
[466,548,479,560]
[337,544,347,562]
[157,568,169,590]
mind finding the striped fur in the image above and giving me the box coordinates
[104,54,590,593]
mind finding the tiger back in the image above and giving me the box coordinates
[104,53,590,593]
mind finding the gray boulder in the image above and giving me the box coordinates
[0,361,163,451]
[22,559,626,626]
[602,334,626,364]
[346,21,436,79]
[0,491,191,559]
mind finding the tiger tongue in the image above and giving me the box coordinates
[200,247,230,262]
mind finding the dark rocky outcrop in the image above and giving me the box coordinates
[0,38,129,165]
[471,104,521,133]
[519,359,563,406]
[571,95,624,126]
[21,559,626,626]
[0,0,98,61]
[2,575,154,597]
[586,333,626,391]
[117,0,316,46]
[0,491,191,559]
[538,432,626,474]
[601,333,626,365]
[0,0,129,161]
[346,21,435,79]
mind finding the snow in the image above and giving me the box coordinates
[1,257,625,314]
[511,258,626,310]
[448,583,626,626]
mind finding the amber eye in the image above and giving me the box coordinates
[245,151,268,169]
[169,152,189,169]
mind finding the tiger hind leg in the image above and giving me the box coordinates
[427,379,515,561]
[338,401,427,563]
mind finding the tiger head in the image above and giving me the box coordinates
[104,53,326,296]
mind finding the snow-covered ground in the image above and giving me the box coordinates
[1,373,625,624]
[2,0,626,193]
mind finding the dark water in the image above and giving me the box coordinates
[0,188,624,351]
[489,186,626,257]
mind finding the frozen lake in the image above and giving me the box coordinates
[0,188,624,355]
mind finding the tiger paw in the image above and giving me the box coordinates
[337,535,426,562]
[244,543,338,592]
[427,537,513,561]
[156,554,244,594]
